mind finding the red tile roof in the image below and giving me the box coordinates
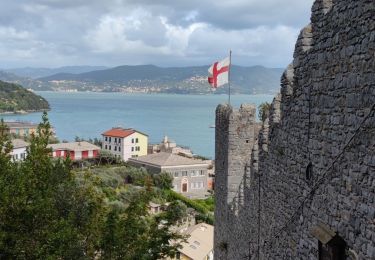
[102,128,135,138]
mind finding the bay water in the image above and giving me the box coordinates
[1,92,274,158]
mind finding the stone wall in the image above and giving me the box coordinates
[214,104,257,259]
[214,0,375,259]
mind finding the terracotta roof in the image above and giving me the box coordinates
[102,127,148,138]
[48,141,100,152]
[102,128,135,138]
[128,152,208,167]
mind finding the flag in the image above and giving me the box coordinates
[208,56,230,88]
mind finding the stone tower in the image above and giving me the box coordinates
[214,104,257,259]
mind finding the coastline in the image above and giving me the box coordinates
[0,109,50,115]
[34,90,278,96]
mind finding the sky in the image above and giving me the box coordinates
[0,0,315,69]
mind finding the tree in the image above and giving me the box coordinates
[258,102,272,122]
[0,113,187,259]
[0,119,13,166]
[153,172,173,190]
[0,112,107,259]
[101,189,186,260]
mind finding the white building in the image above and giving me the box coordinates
[10,139,28,162]
[148,136,193,157]
[101,127,148,161]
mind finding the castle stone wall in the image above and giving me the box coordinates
[214,0,375,259]
[214,104,257,259]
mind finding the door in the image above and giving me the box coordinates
[182,183,188,192]
[319,236,346,260]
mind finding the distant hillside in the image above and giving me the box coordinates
[38,65,283,94]
[0,71,53,91]
[0,80,50,113]
[5,66,109,79]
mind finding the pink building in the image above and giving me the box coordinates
[48,141,100,161]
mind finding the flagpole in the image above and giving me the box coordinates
[228,50,232,105]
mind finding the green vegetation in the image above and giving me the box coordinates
[258,102,272,122]
[0,114,186,259]
[75,164,214,225]
[165,190,214,225]
[0,80,50,113]
[194,196,215,212]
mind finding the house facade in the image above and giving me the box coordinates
[10,139,29,162]
[48,141,100,161]
[128,152,209,199]
[5,121,38,137]
[101,127,148,161]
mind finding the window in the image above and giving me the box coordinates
[105,136,108,141]
[174,172,179,177]
[109,145,111,150]
[191,171,197,177]
[119,147,121,152]
[115,138,117,143]
[194,182,203,189]
[306,162,313,181]
[114,146,117,151]
[132,138,134,143]
[200,170,205,176]
[109,137,111,142]
[136,138,139,143]
[182,171,188,176]
[105,145,107,149]
[131,147,134,152]
[118,139,121,143]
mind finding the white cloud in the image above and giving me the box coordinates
[0,26,31,40]
[0,0,315,68]
[85,13,206,58]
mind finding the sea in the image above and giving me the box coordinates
[1,92,274,158]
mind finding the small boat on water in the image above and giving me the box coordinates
[209,125,215,128]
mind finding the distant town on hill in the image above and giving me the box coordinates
[0,65,283,94]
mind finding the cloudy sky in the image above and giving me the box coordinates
[1,0,314,69]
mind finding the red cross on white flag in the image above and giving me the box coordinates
[208,56,230,89]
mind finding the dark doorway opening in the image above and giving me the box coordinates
[319,235,347,260]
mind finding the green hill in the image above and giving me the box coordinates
[0,80,50,113]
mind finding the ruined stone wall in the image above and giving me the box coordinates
[214,0,375,259]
